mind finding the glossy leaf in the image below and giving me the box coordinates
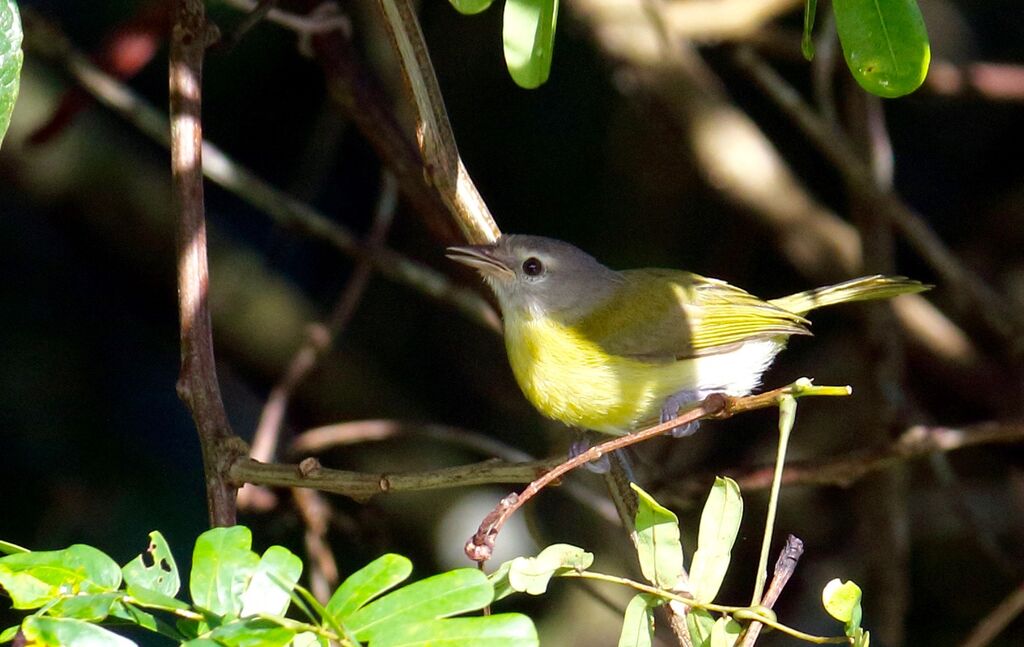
[449,0,494,15]
[617,595,655,647]
[326,553,412,620]
[506,544,593,595]
[189,526,260,618]
[123,531,179,598]
[20,616,137,646]
[689,477,742,603]
[686,608,715,647]
[709,617,742,647]
[631,483,684,590]
[823,578,863,634]
[346,568,493,642]
[205,617,297,647]
[48,592,122,621]
[503,0,558,89]
[833,0,930,98]
[0,0,22,148]
[0,544,122,609]
[240,546,302,617]
[0,539,28,555]
[372,614,538,647]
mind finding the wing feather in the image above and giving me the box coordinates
[573,270,809,361]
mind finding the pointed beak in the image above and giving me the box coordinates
[446,244,515,280]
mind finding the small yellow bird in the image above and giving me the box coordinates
[448,235,928,436]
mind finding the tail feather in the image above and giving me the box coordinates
[770,275,930,315]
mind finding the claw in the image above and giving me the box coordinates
[660,389,713,437]
[570,436,611,474]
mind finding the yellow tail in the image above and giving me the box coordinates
[770,275,929,315]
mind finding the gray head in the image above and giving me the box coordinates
[447,234,623,320]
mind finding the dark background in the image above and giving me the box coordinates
[2,0,1023,645]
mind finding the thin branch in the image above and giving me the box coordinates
[229,456,562,502]
[961,580,1024,647]
[293,487,340,604]
[21,20,500,332]
[665,421,1024,504]
[373,0,500,244]
[734,46,1023,349]
[169,0,243,527]
[465,382,852,564]
[222,0,350,37]
[238,172,399,511]
[737,535,805,647]
[927,61,1024,102]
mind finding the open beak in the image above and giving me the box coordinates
[446,244,515,280]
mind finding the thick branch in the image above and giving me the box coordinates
[169,0,242,526]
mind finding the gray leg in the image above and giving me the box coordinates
[570,431,611,474]
[660,389,712,438]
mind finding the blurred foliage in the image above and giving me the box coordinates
[0,0,1022,645]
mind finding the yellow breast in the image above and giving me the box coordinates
[503,315,696,434]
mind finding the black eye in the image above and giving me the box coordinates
[522,257,544,276]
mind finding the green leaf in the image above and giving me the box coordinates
[822,578,863,634]
[487,560,515,603]
[0,626,19,642]
[123,531,180,598]
[47,592,122,621]
[240,546,302,617]
[709,617,743,647]
[833,0,930,98]
[631,483,684,590]
[205,617,297,647]
[326,553,412,621]
[290,632,326,647]
[617,595,655,647]
[506,544,593,595]
[0,544,122,609]
[0,539,28,555]
[449,0,494,15]
[111,601,187,641]
[852,627,871,647]
[371,614,538,647]
[689,477,743,604]
[686,608,715,647]
[347,569,493,642]
[125,582,191,611]
[503,0,558,89]
[0,0,22,148]
[802,0,818,60]
[20,616,137,646]
[189,526,260,618]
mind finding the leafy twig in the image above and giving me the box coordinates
[465,379,851,564]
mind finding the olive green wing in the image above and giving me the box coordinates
[574,269,810,360]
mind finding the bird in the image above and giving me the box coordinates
[447,234,928,437]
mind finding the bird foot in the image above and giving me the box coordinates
[660,389,714,437]
[569,435,611,474]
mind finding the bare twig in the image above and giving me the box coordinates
[293,487,340,603]
[238,172,399,511]
[961,580,1024,647]
[927,61,1024,102]
[737,535,804,647]
[465,382,851,564]
[665,421,1024,503]
[21,21,501,332]
[734,46,1023,348]
[222,0,350,36]
[229,455,562,502]
[170,0,243,527]
[373,0,500,244]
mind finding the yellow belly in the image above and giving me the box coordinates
[504,316,697,434]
